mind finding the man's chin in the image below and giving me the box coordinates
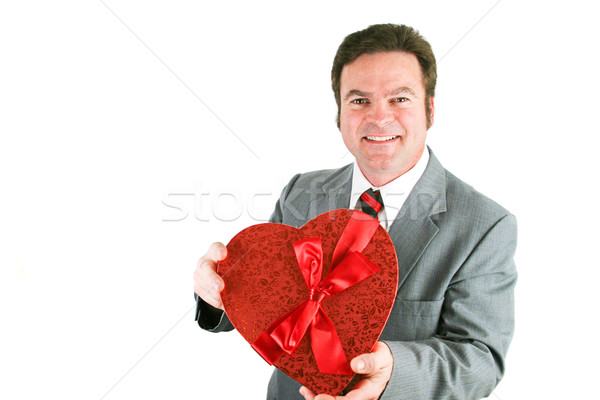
[357,157,400,175]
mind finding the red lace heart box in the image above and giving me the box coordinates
[218,209,399,395]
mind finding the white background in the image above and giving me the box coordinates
[1,1,599,399]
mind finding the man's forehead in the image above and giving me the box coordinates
[339,51,424,91]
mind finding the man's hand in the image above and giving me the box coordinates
[193,242,227,310]
[299,341,393,400]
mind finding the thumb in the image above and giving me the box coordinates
[351,352,375,374]
[350,341,391,374]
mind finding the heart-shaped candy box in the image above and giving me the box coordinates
[218,209,399,395]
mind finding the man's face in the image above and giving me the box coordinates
[339,51,433,184]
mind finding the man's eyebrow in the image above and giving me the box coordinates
[388,86,416,96]
[343,89,371,100]
[343,87,417,101]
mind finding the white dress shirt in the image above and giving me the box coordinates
[349,147,430,231]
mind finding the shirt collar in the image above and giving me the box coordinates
[349,147,430,230]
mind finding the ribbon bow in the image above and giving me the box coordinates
[251,215,380,375]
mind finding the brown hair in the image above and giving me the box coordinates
[331,24,437,128]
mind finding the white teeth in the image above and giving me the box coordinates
[365,136,397,141]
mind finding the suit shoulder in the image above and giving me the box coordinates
[285,164,353,189]
[444,169,514,226]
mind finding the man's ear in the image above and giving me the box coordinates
[428,96,435,128]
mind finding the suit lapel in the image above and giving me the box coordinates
[387,149,447,287]
[313,163,353,215]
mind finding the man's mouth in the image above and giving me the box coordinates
[364,135,399,142]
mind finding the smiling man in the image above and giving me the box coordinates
[194,24,517,400]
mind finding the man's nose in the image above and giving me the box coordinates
[367,102,394,126]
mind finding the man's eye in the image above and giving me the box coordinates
[393,97,408,103]
[351,99,367,104]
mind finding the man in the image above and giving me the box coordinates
[194,24,517,400]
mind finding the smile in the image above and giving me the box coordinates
[364,136,399,142]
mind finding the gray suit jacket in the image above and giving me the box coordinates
[196,148,517,399]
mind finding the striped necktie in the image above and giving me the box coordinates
[359,188,384,220]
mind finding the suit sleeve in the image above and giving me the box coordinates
[380,214,518,399]
[194,293,233,332]
[194,174,301,332]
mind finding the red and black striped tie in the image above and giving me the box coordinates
[359,188,384,220]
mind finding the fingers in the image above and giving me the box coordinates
[194,242,227,310]
[299,386,316,400]
[206,242,227,261]
[300,386,336,400]
[301,343,394,400]
[341,378,379,400]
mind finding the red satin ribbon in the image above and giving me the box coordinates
[251,215,380,375]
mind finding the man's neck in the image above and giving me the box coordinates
[361,170,405,188]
